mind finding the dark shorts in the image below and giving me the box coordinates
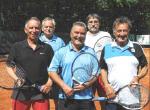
[58,99,96,110]
[105,103,128,110]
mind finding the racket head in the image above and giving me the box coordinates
[114,83,150,109]
[0,62,26,90]
[71,52,99,87]
[72,67,90,84]
[93,36,113,60]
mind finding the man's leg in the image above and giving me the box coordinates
[58,99,78,110]
[105,103,117,110]
[12,99,31,110]
[32,99,49,110]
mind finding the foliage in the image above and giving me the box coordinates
[113,0,139,7]
[0,0,149,34]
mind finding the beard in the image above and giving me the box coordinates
[88,27,99,34]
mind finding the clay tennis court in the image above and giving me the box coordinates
[0,48,150,110]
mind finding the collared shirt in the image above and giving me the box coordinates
[48,42,100,99]
[7,39,54,100]
[85,31,112,60]
[100,40,147,91]
[39,33,65,52]
[85,31,112,49]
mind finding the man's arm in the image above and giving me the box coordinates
[99,47,115,98]
[6,65,18,81]
[101,69,116,98]
[40,78,53,94]
[131,65,148,84]
[137,65,148,79]
[49,71,74,96]
[131,43,148,84]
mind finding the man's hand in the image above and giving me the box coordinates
[40,83,52,94]
[15,78,25,87]
[104,84,116,99]
[62,84,74,97]
[40,78,53,94]
[73,83,87,91]
[130,76,139,85]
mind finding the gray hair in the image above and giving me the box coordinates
[42,17,56,28]
[71,21,87,31]
[113,16,132,32]
[25,17,41,28]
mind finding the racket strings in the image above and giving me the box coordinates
[72,68,90,84]
[13,65,26,88]
[117,84,150,109]
[121,103,141,109]
[72,53,99,85]
[15,66,26,79]
[130,85,149,106]
[93,36,113,60]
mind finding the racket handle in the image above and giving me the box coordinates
[92,97,107,101]
[34,84,42,90]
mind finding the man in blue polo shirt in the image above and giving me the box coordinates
[100,16,148,110]
[39,17,65,110]
[39,17,65,52]
[48,21,100,110]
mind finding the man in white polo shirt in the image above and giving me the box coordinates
[100,16,148,110]
[85,13,112,60]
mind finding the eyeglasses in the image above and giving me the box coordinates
[88,20,99,24]
[115,29,129,33]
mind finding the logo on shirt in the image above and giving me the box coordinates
[130,47,135,52]
[40,52,45,55]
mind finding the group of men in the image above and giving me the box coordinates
[6,13,148,110]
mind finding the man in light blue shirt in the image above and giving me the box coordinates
[48,21,100,110]
[39,17,65,110]
[39,17,65,53]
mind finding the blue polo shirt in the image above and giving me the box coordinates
[48,42,100,99]
[39,33,65,52]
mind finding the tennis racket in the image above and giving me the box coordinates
[93,36,113,60]
[92,83,150,110]
[71,52,99,87]
[0,62,41,90]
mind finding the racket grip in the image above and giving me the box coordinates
[92,97,107,101]
[35,84,42,90]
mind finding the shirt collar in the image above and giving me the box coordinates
[40,33,56,42]
[111,40,133,48]
[68,42,86,52]
[23,39,44,49]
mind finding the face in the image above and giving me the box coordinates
[70,25,86,50]
[113,23,129,46]
[87,17,100,34]
[42,20,55,38]
[24,20,41,41]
